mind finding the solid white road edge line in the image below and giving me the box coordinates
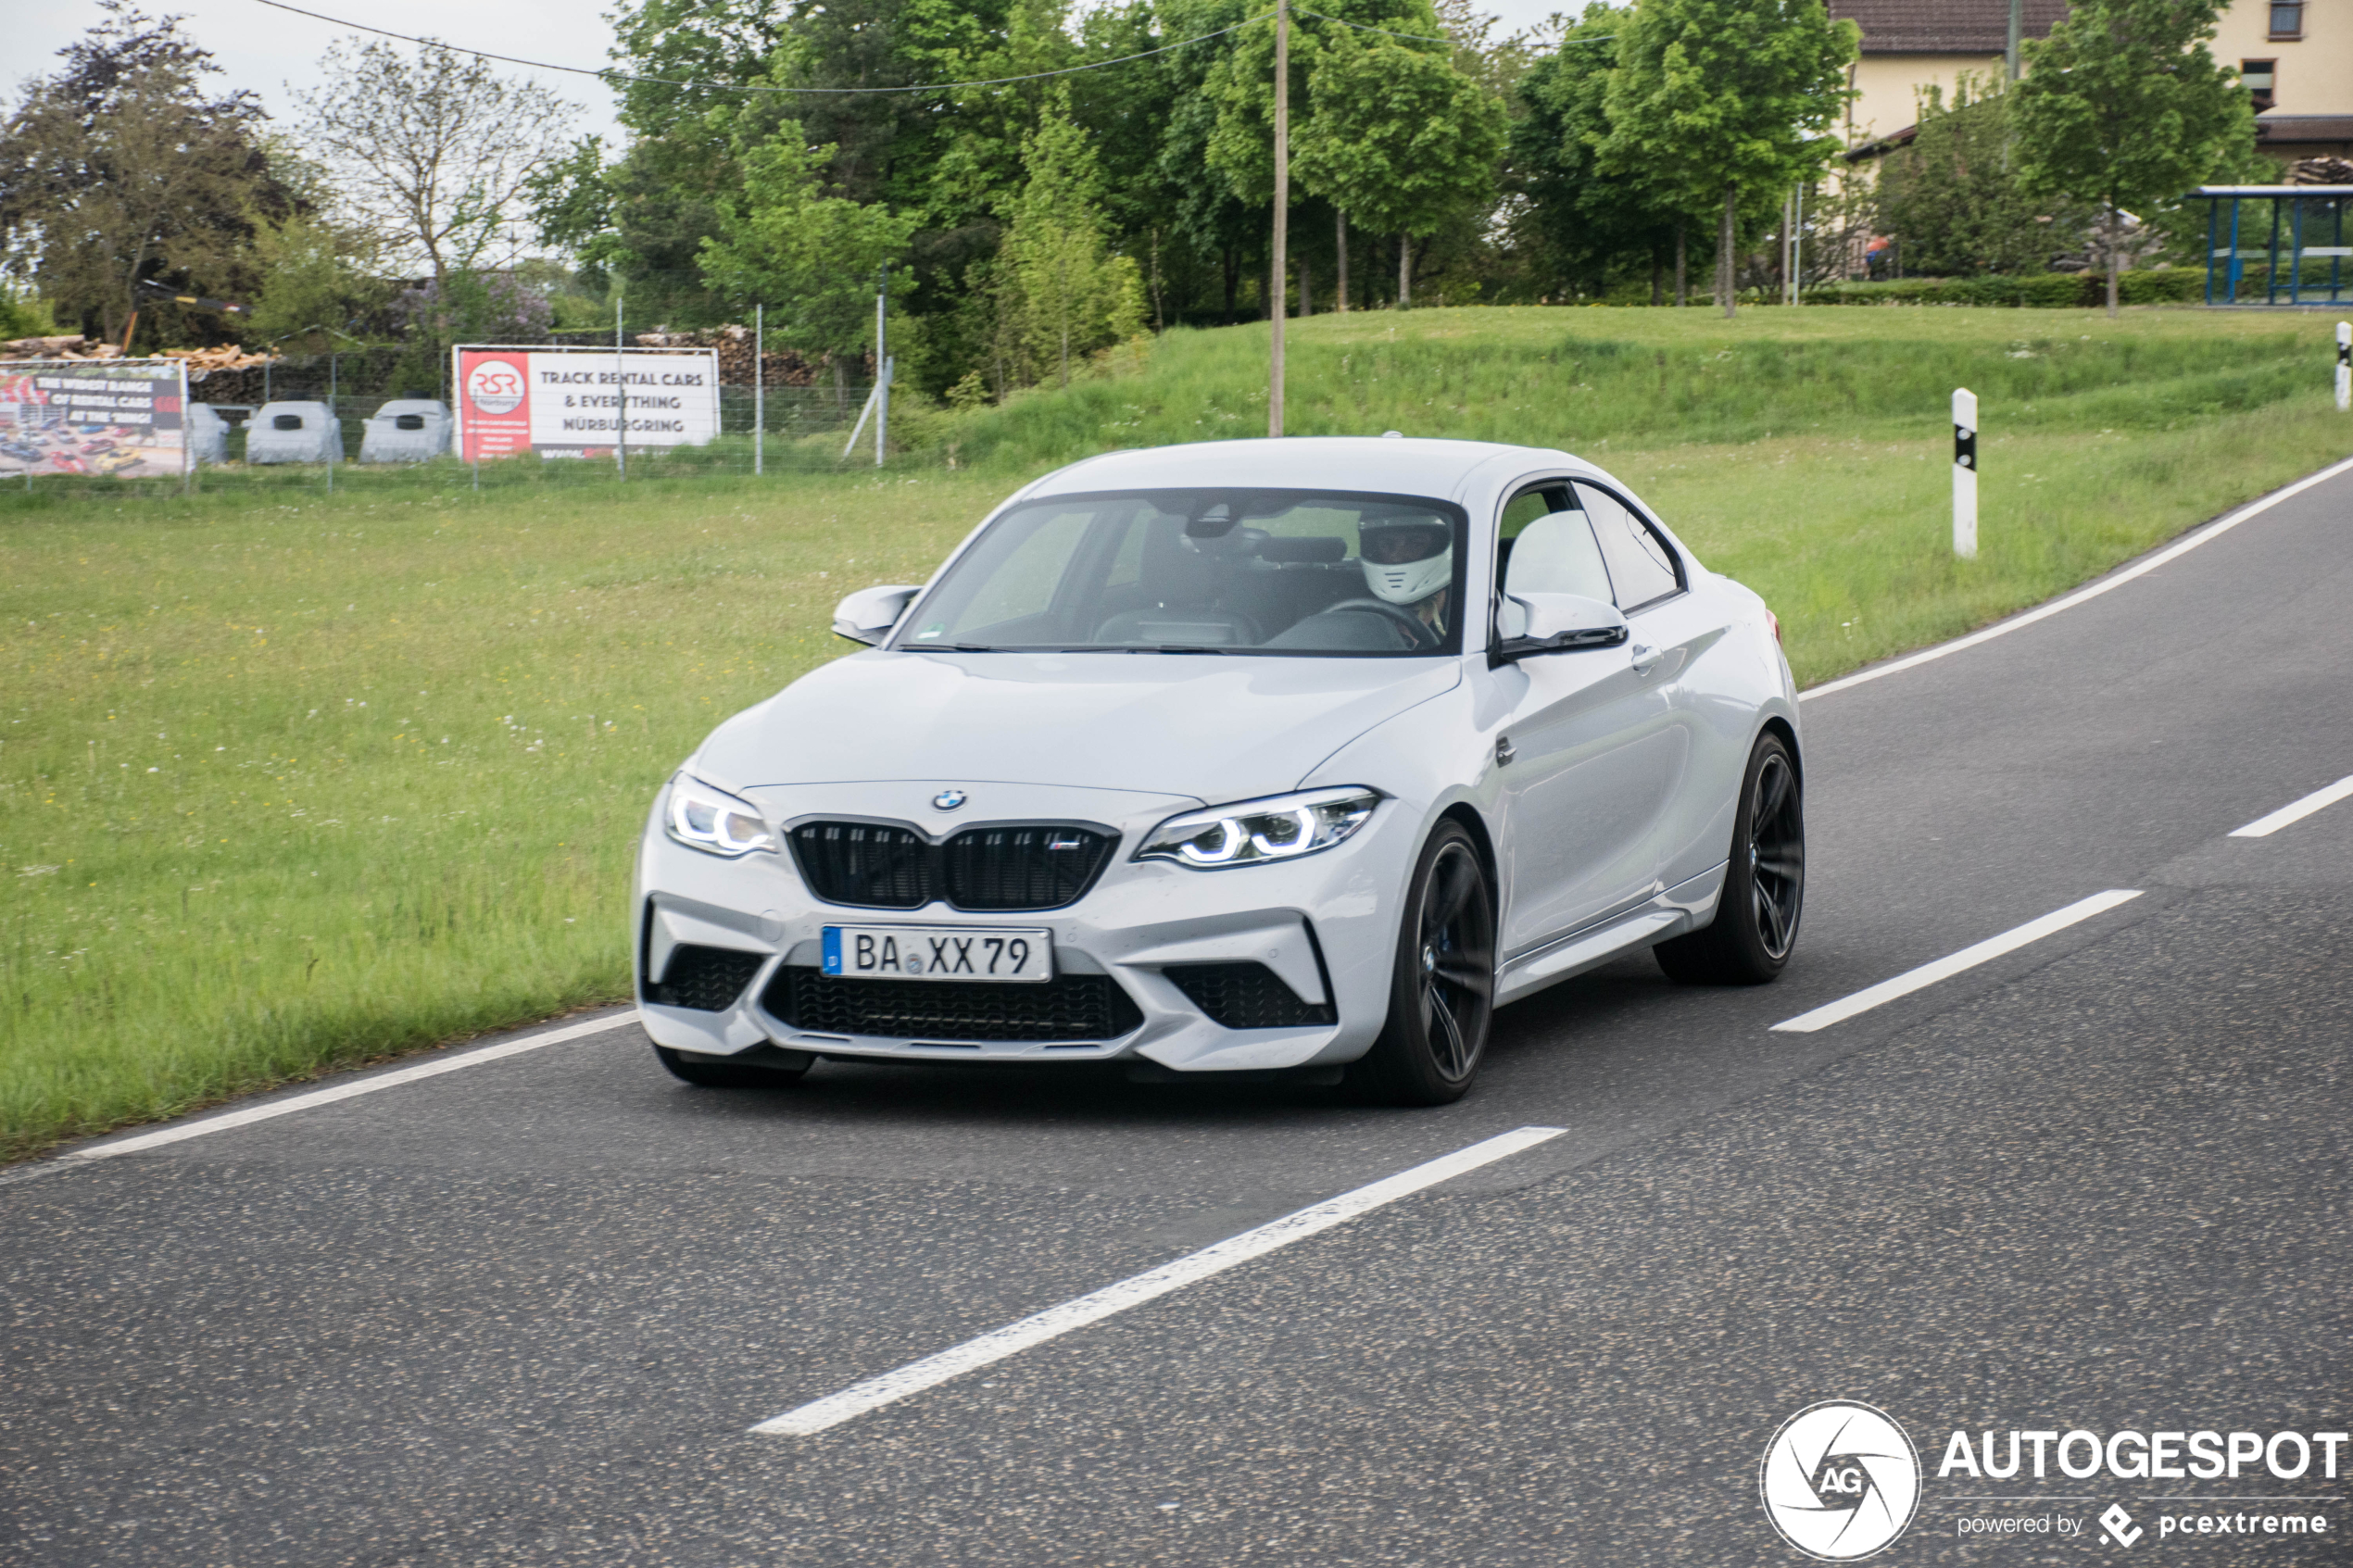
[1801,454,2353,703]
[36,1010,642,1171]
[1769,891,2143,1035]
[2229,773,2353,838]
[749,1124,1568,1438]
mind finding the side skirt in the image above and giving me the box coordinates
[1492,864,1727,1007]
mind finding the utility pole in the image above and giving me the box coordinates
[1268,0,1289,438]
[2006,0,2023,80]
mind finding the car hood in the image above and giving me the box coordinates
[692,651,1462,801]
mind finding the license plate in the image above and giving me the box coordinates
[821,924,1053,983]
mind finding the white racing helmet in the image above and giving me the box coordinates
[1359,515,1453,606]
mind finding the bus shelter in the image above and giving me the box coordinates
[2196,185,2353,306]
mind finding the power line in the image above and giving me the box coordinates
[1292,9,1614,48]
[1291,9,1452,44]
[247,0,1275,96]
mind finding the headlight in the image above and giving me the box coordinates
[1137,787,1379,869]
[663,772,777,858]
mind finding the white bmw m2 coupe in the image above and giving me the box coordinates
[635,437,1803,1104]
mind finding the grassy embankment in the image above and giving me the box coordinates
[4,304,2347,1159]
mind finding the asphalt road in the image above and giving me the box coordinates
[6,460,2353,1566]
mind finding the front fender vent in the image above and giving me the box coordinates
[1163,962,1335,1029]
[648,945,766,1011]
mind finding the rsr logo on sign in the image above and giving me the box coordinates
[466,360,525,415]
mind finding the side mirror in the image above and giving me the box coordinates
[1494,591,1629,662]
[832,584,922,646]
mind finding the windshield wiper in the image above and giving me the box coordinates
[1040,643,1235,655]
[921,643,1238,655]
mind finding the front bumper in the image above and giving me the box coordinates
[632,779,1417,1073]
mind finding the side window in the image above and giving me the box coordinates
[1499,483,1613,604]
[1575,482,1682,610]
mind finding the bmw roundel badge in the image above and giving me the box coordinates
[932,788,968,811]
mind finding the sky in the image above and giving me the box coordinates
[13,0,1576,152]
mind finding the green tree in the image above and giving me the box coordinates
[1598,0,1857,317]
[989,93,1146,388]
[0,4,291,347]
[1877,76,2095,277]
[1510,7,1685,302]
[1290,22,1508,306]
[1153,0,1265,321]
[698,120,918,403]
[524,0,786,323]
[2013,0,2252,317]
[244,212,389,348]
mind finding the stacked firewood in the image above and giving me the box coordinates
[161,345,279,377]
[631,325,852,387]
[2288,157,2353,186]
[2,335,123,359]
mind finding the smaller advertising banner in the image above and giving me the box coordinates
[453,345,721,461]
[0,359,188,478]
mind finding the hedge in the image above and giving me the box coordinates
[1802,269,2207,307]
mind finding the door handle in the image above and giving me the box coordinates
[1495,734,1516,767]
[1630,642,1664,675]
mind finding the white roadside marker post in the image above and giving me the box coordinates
[2337,320,2349,412]
[1953,385,1978,560]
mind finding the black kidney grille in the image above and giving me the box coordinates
[791,822,929,909]
[1164,961,1335,1028]
[788,821,1114,911]
[765,967,1143,1043]
[942,825,1114,909]
[648,944,766,1011]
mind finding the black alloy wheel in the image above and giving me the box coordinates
[1352,821,1496,1106]
[653,1044,812,1088]
[1655,731,1805,985]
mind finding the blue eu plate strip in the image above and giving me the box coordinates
[822,926,842,976]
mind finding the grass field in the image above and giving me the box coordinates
[5,303,2349,1160]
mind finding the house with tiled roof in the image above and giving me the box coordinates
[1827,0,2351,163]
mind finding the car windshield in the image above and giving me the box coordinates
[894,488,1469,657]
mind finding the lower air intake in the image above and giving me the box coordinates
[764,967,1143,1043]
[1163,961,1335,1028]
[649,945,766,1011]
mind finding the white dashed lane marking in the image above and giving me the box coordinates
[2228,774,2353,839]
[749,1125,1568,1437]
[1770,891,2144,1035]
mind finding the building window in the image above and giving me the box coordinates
[2268,0,2303,39]
[2242,59,2276,113]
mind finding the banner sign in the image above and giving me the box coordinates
[0,359,188,478]
[452,345,721,461]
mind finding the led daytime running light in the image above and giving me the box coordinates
[1140,789,1379,869]
[665,774,778,858]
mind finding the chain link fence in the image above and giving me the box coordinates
[6,344,903,500]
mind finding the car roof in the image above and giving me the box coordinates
[1020,437,1580,503]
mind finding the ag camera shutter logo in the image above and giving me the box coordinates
[1760,1400,1922,1560]
[466,359,525,416]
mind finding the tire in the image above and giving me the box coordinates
[653,1045,812,1088]
[1349,821,1497,1107]
[1655,730,1804,985]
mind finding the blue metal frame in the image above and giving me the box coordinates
[2196,187,2353,307]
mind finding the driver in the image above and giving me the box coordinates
[1358,515,1453,640]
